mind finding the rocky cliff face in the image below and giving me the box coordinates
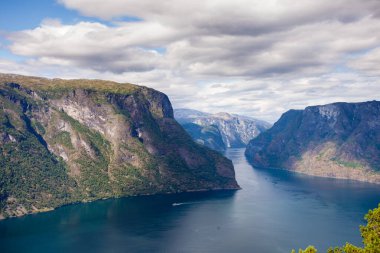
[245,101,380,183]
[174,109,270,151]
[0,74,239,219]
[180,123,226,152]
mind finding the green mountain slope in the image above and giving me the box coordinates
[0,74,239,219]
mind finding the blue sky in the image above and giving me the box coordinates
[0,0,78,31]
[0,0,141,31]
[1,0,380,122]
[0,0,78,63]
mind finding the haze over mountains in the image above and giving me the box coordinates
[175,109,271,152]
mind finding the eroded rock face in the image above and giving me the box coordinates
[179,123,226,152]
[0,74,239,219]
[245,101,380,183]
[174,109,271,151]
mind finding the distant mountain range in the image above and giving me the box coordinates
[245,101,380,184]
[174,109,271,152]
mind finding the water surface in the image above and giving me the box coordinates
[1,148,379,253]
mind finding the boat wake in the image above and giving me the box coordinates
[172,201,200,207]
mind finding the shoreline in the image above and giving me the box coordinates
[248,161,380,185]
[0,186,240,221]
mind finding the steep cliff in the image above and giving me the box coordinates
[245,101,380,183]
[180,123,226,152]
[174,109,270,151]
[0,74,239,219]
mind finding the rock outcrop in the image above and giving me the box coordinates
[175,109,270,152]
[245,101,380,184]
[0,74,239,219]
[179,123,226,152]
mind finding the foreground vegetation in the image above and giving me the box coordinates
[292,204,380,253]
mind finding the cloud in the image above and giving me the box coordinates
[348,47,380,76]
[58,0,380,31]
[1,0,380,122]
[8,14,380,78]
[184,73,380,122]
[7,21,177,73]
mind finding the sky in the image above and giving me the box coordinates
[0,0,380,123]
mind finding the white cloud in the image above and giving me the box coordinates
[348,47,380,76]
[1,0,380,122]
[58,0,380,30]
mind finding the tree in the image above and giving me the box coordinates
[359,204,380,252]
[292,204,380,253]
[291,246,317,253]
[327,247,343,253]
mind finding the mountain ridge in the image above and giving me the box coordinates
[245,100,380,184]
[174,108,271,152]
[0,73,239,219]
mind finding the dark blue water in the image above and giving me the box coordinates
[1,148,379,253]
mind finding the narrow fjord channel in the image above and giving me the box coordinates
[1,148,379,253]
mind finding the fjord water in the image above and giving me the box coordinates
[1,149,380,253]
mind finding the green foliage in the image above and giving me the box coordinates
[76,153,112,198]
[31,119,46,135]
[0,110,79,216]
[341,244,363,253]
[292,246,317,253]
[52,131,73,149]
[331,157,362,169]
[59,110,111,156]
[294,204,380,253]
[0,75,137,97]
[360,204,380,252]
[58,111,114,198]
[327,247,343,253]
[111,163,156,196]
[0,74,238,218]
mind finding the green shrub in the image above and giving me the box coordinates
[294,204,380,253]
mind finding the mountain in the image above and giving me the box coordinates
[174,109,271,152]
[180,123,226,152]
[245,101,380,184]
[0,74,239,219]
